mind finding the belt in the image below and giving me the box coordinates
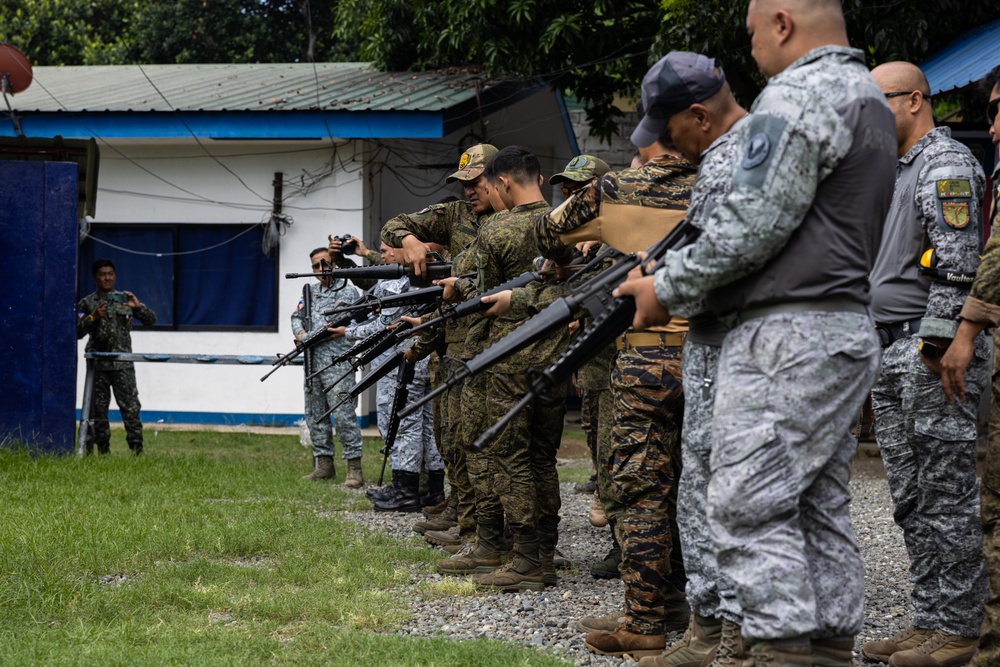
[616,331,687,351]
[739,297,870,323]
[875,318,922,348]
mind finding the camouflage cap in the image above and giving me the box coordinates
[548,155,611,185]
[446,144,499,183]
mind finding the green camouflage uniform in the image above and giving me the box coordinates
[536,154,696,634]
[969,162,1000,667]
[578,344,614,505]
[76,292,157,454]
[456,200,569,549]
[382,199,489,533]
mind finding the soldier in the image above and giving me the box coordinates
[343,242,445,512]
[860,61,989,667]
[77,259,157,455]
[484,110,698,654]
[617,0,896,664]
[443,145,568,590]
[625,53,749,667]
[292,246,365,485]
[914,65,1000,667]
[381,144,500,547]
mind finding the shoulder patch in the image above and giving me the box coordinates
[937,179,972,199]
[741,132,771,170]
[941,201,971,229]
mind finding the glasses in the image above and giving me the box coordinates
[988,96,1000,125]
[883,91,931,101]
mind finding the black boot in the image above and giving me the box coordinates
[421,469,446,507]
[366,469,400,502]
[374,470,422,513]
[590,518,622,579]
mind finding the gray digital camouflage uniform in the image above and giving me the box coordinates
[77,292,157,453]
[291,280,364,462]
[345,275,443,475]
[653,46,897,642]
[870,126,988,638]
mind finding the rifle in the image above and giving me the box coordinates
[398,220,699,419]
[321,284,446,320]
[301,284,314,394]
[285,253,453,288]
[377,358,417,486]
[320,348,406,421]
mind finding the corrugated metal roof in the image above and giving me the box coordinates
[921,19,1000,95]
[10,63,490,113]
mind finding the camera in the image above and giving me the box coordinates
[332,234,358,255]
[107,291,128,305]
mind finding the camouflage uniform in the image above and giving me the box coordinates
[672,117,748,624]
[536,154,696,635]
[291,280,364,462]
[382,198,491,534]
[870,126,988,638]
[969,162,1000,667]
[345,276,443,474]
[456,201,568,545]
[578,344,615,513]
[76,292,157,454]
[652,46,896,642]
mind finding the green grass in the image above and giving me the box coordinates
[0,432,572,666]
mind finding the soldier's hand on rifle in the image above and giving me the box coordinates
[295,329,307,345]
[480,290,512,317]
[398,315,423,328]
[435,276,461,302]
[613,275,671,331]
[94,301,108,320]
[576,240,601,257]
[326,325,346,339]
[401,234,431,278]
[403,347,415,363]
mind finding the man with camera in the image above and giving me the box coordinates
[76,258,157,456]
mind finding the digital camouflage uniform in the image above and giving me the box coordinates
[456,200,568,550]
[870,126,988,638]
[653,46,896,642]
[291,280,364,462]
[969,161,1000,667]
[76,292,157,454]
[382,197,491,533]
[345,275,443,475]
[672,116,748,624]
[536,154,696,635]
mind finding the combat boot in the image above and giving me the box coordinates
[538,529,559,587]
[412,498,458,535]
[591,521,622,579]
[423,487,454,518]
[636,614,722,667]
[811,637,855,667]
[705,619,749,667]
[420,469,446,508]
[373,470,422,513]
[425,524,464,547]
[576,609,626,633]
[471,532,545,592]
[589,490,608,527]
[584,625,666,657]
[302,455,335,480]
[863,627,934,663]
[441,531,475,554]
[343,457,363,488]
[436,522,503,575]
[743,642,811,667]
[888,629,977,667]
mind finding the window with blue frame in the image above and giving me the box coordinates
[77,224,278,331]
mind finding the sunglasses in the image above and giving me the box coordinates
[988,96,1000,125]
[883,91,931,101]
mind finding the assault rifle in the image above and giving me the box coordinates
[285,253,453,288]
[301,284,314,394]
[377,358,417,486]
[320,348,406,421]
[398,220,699,419]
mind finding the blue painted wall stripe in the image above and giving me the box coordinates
[75,409,378,429]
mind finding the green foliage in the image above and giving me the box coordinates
[0,432,569,665]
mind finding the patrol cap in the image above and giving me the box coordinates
[548,155,611,185]
[446,144,499,183]
[630,52,726,148]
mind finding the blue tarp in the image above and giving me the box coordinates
[920,19,1000,95]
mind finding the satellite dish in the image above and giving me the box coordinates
[0,44,32,95]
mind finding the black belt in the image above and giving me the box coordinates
[875,318,922,348]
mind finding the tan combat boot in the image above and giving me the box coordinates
[589,490,608,527]
[706,619,749,666]
[436,522,503,575]
[471,533,545,592]
[584,625,666,657]
[636,614,722,667]
[863,626,934,663]
[745,642,812,667]
[343,458,363,488]
[812,637,855,667]
[413,496,459,535]
[888,629,977,667]
[302,455,335,480]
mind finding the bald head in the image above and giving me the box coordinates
[870,61,931,98]
[871,61,935,156]
[747,0,849,78]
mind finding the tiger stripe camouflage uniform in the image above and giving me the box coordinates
[672,115,748,625]
[456,200,569,576]
[76,293,157,454]
[651,46,896,643]
[382,197,491,535]
[870,125,988,639]
[968,160,1000,667]
[291,280,364,463]
[536,153,696,636]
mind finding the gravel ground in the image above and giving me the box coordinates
[341,452,915,666]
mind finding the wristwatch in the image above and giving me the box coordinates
[918,338,949,359]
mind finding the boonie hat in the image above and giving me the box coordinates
[446,144,499,183]
[631,52,726,148]
[549,155,611,185]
